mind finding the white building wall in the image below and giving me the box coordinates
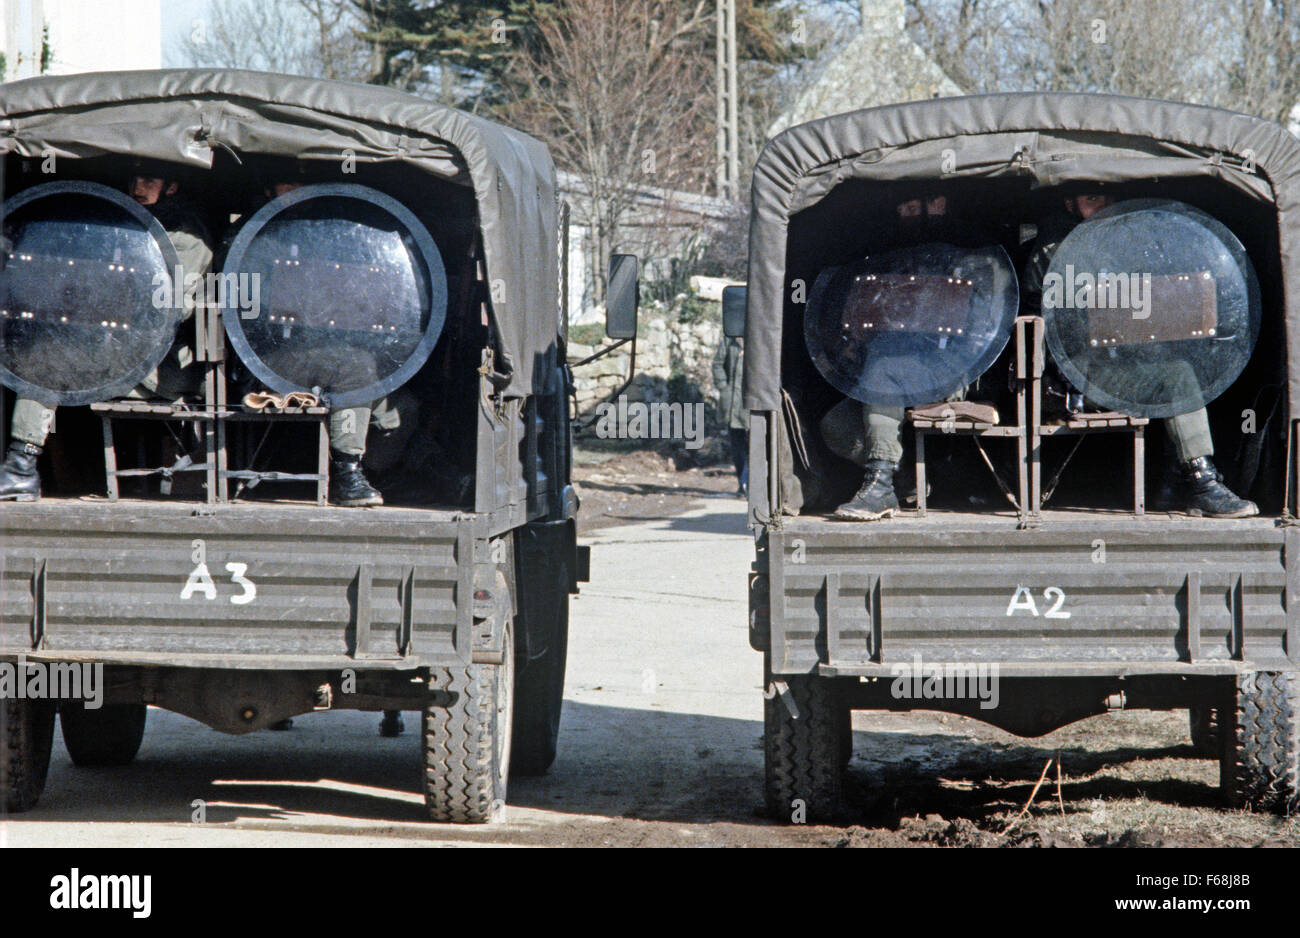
[3,0,161,81]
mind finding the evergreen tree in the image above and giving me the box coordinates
[353,0,809,108]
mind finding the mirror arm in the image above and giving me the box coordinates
[607,334,637,403]
[570,336,633,368]
[572,335,638,430]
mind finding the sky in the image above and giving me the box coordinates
[161,0,211,67]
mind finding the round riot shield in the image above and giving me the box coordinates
[221,183,447,408]
[805,243,1018,407]
[0,180,184,406]
[1041,199,1260,419]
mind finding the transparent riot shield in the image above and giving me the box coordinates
[221,183,447,408]
[805,243,1018,407]
[1041,199,1260,418]
[0,181,184,406]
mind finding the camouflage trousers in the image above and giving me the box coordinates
[9,346,199,446]
[1164,409,1213,462]
[1083,357,1213,463]
[328,387,421,472]
[818,393,1213,469]
[820,387,967,467]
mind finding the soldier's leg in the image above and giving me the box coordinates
[1162,406,1254,517]
[863,404,906,465]
[819,397,869,466]
[1164,408,1213,463]
[0,397,54,501]
[10,397,55,446]
[328,406,371,456]
[1156,361,1254,517]
[1155,359,1214,462]
[821,397,907,468]
[327,405,382,507]
[830,401,903,521]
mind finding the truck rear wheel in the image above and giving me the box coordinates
[1189,705,1219,758]
[510,557,569,777]
[60,703,147,767]
[764,669,844,822]
[1222,671,1299,813]
[423,623,515,823]
[1,698,56,813]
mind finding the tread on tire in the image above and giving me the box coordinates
[1,698,56,813]
[1222,671,1299,814]
[764,666,844,822]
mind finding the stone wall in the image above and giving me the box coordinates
[568,305,726,433]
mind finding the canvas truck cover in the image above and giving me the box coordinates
[0,68,558,399]
[744,92,1300,415]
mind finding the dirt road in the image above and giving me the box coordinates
[4,476,1298,847]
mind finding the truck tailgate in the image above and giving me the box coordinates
[766,513,1295,676]
[0,500,476,669]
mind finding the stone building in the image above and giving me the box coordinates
[2,0,162,81]
[559,171,733,325]
[769,0,963,135]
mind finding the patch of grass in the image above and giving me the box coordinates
[676,294,715,325]
[569,322,606,346]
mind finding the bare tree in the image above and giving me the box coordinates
[176,0,367,81]
[1217,0,1300,125]
[739,2,852,179]
[504,0,714,303]
[298,0,369,80]
[906,0,1036,94]
[905,0,1300,125]
[1032,0,1220,103]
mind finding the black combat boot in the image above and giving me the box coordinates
[0,441,42,502]
[329,452,383,507]
[379,710,405,737]
[833,458,900,521]
[1178,456,1258,518]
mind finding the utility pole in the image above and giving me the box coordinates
[715,0,739,202]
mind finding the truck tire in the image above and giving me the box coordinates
[1222,671,1299,814]
[1,698,56,813]
[60,703,147,767]
[423,623,515,823]
[1189,705,1219,758]
[510,558,569,777]
[764,669,844,822]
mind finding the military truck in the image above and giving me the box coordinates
[734,93,1300,819]
[0,70,637,823]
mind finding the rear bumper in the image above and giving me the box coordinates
[758,513,1297,676]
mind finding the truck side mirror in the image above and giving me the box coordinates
[722,284,747,338]
[606,254,639,340]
